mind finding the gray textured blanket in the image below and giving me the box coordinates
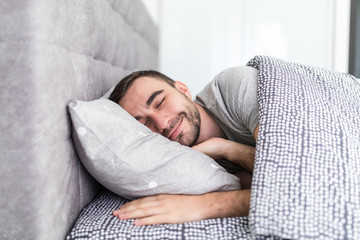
[247,56,360,239]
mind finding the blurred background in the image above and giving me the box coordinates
[142,0,359,96]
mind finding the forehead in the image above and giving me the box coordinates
[118,76,172,112]
[128,76,169,94]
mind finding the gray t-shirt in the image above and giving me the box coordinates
[195,66,259,147]
[195,66,259,173]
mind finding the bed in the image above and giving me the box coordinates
[65,55,360,239]
[1,1,360,240]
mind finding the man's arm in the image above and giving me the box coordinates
[113,190,251,226]
[192,125,259,173]
[192,138,255,173]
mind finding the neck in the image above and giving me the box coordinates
[194,102,226,144]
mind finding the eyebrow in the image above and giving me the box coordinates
[146,90,164,106]
[134,89,164,121]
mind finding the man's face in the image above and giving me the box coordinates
[119,76,201,146]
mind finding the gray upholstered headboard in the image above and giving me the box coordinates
[0,0,158,239]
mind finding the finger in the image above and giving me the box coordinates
[113,196,157,214]
[113,197,161,216]
[113,200,164,219]
[120,204,167,220]
[133,214,171,226]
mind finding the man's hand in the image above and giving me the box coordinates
[192,138,255,173]
[113,190,251,226]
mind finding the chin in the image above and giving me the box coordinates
[179,135,198,147]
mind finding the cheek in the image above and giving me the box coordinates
[165,97,183,113]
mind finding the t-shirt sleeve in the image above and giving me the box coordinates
[216,66,259,134]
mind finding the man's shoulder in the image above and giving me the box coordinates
[214,66,259,91]
[208,66,259,109]
[195,66,259,106]
[195,66,259,145]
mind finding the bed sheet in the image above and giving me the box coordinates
[67,189,279,240]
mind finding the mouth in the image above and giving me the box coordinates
[168,117,183,141]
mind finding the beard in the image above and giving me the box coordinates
[163,98,201,147]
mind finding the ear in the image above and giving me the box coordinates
[174,81,192,99]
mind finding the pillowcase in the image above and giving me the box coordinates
[68,98,240,200]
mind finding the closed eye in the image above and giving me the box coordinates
[156,98,165,109]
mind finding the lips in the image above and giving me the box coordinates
[168,117,183,141]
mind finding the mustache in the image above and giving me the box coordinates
[162,113,185,138]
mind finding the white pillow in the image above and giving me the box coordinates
[68,98,240,199]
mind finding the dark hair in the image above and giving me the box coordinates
[109,70,176,104]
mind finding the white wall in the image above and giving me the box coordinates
[141,0,159,25]
[143,0,351,96]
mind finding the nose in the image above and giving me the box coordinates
[149,112,171,135]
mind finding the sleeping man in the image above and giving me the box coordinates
[110,66,259,226]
